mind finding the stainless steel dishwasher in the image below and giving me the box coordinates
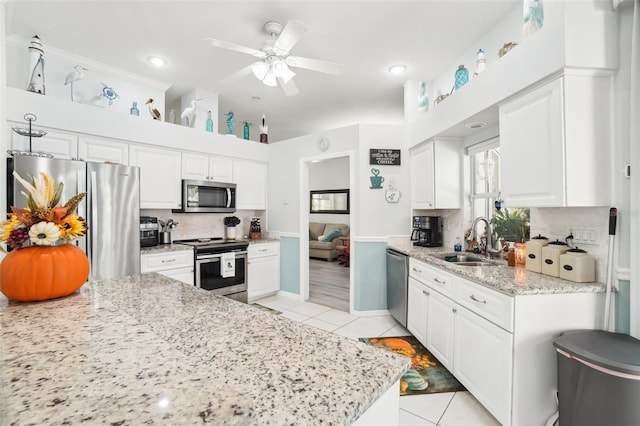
[386,248,409,327]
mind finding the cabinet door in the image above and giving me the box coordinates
[130,145,182,209]
[248,254,279,300]
[182,153,209,181]
[235,160,266,210]
[210,156,234,183]
[410,141,435,209]
[407,277,428,347]
[12,129,78,159]
[499,78,564,207]
[426,289,455,369]
[78,136,129,164]
[454,305,513,426]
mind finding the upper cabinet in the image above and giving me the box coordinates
[182,153,234,183]
[129,144,182,209]
[234,160,266,210]
[499,72,612,207]
[78,136,129,164]
[410,137,462,209]
[11,128,78,160]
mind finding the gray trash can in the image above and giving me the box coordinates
[553,330,640,426]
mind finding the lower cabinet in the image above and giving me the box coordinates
[454,304,513,425]
[247,242,280,301]
[426,288,456,370]
[407,277,428,345]
[141,250,194,285]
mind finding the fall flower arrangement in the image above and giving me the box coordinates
[1,172,87,250]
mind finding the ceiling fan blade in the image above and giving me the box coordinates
[204,38,266,58]
[221,63,256,85]
[274,20,308,54]
[286,56,344,76]
[278,76,299,97]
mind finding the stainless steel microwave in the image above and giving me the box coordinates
[173,180,236,213]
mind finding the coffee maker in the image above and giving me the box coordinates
[411,216,443,247]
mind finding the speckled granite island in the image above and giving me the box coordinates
[0,274,409,425]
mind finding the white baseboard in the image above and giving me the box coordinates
[276,290,303,300]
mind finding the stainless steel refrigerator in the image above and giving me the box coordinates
[7,155,141,280]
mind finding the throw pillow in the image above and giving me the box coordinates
[323,228,342,242]
[318,235,325,241]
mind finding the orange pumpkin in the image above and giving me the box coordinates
[0,244,89,302]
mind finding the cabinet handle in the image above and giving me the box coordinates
[434,277,446,285]
[452,307,457,313]
[161,258,176,263]
[412,267,422,273]
[259,248,268,252]
[422,290,429,296]
[469,294,487,304]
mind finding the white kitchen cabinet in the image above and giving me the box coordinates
[454,305,513,426]
[247,242,280,301]
[130,144,182,209]
[11,127,78,159]
[426,288,456,370]
[141,250,194,285]
[407,276,429,346]
[182,153,234,183]
[410,137,461,209]
[78,136,129,164]
[499,72,612,207]
[235,160,267,210]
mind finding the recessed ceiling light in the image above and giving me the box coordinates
[388,64,407,75]
[465,122,487,129]
[147,56,167,67]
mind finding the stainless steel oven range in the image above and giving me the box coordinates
[173,238,249,303]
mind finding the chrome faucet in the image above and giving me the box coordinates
[470,216,495,256]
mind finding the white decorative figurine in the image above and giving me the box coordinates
[27,35,46,95]
[64,65,87,102]
[180,98,201,128]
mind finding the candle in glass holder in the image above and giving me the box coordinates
[514,242,527,266]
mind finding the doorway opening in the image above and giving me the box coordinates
[300,152,354,313]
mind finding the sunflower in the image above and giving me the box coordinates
[2,214,21,240]
[29,221,61,246]
[59,215,86,239]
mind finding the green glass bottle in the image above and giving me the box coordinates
[205,111,214,132]
[243,122,250,140]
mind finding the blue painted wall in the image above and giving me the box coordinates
[354,241,388,311]
[615,280,630,334]
[280,236,300,294]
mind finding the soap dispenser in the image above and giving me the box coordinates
[454,237,462,252]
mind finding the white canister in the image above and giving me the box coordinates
[559,249,596,283]
[541,241,570,277]
[525,234,549,273]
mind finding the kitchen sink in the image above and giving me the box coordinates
[434,253,497,267]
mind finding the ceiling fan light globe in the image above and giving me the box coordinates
[262,70,278,87]
[281,67,296,84]
[271,59,288,77]
[252,61,270,80]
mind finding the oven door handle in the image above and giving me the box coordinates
[197,251,247,261]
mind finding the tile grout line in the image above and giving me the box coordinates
[436,392,457,426]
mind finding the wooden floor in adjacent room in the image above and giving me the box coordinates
[309,258,350,312]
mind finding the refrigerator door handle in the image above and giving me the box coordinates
[90,171,98,278]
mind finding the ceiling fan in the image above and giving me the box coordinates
[205,20,344,96]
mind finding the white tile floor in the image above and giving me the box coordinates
[255,293,501,426]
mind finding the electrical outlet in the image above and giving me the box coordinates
[571,226,597,245]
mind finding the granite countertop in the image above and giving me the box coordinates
[0,274,408,425]
[388,238,606,296]
[140,243,194,255]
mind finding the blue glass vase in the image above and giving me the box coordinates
[206,111,214,132]
[454,65,469,90]
[130,101,139,116]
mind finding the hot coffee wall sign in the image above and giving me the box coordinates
[369,149,401,166]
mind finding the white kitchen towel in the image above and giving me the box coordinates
[221,252,235,278]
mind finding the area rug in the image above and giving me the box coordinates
[359,335,465,396]
[251,303,282,315]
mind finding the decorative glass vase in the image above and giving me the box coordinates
[130,101,139,116]
[0,245,89,302]
[454,65,469,90]
[514,242,527,266]
[243,122,250,140]
[206,111,214,132]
